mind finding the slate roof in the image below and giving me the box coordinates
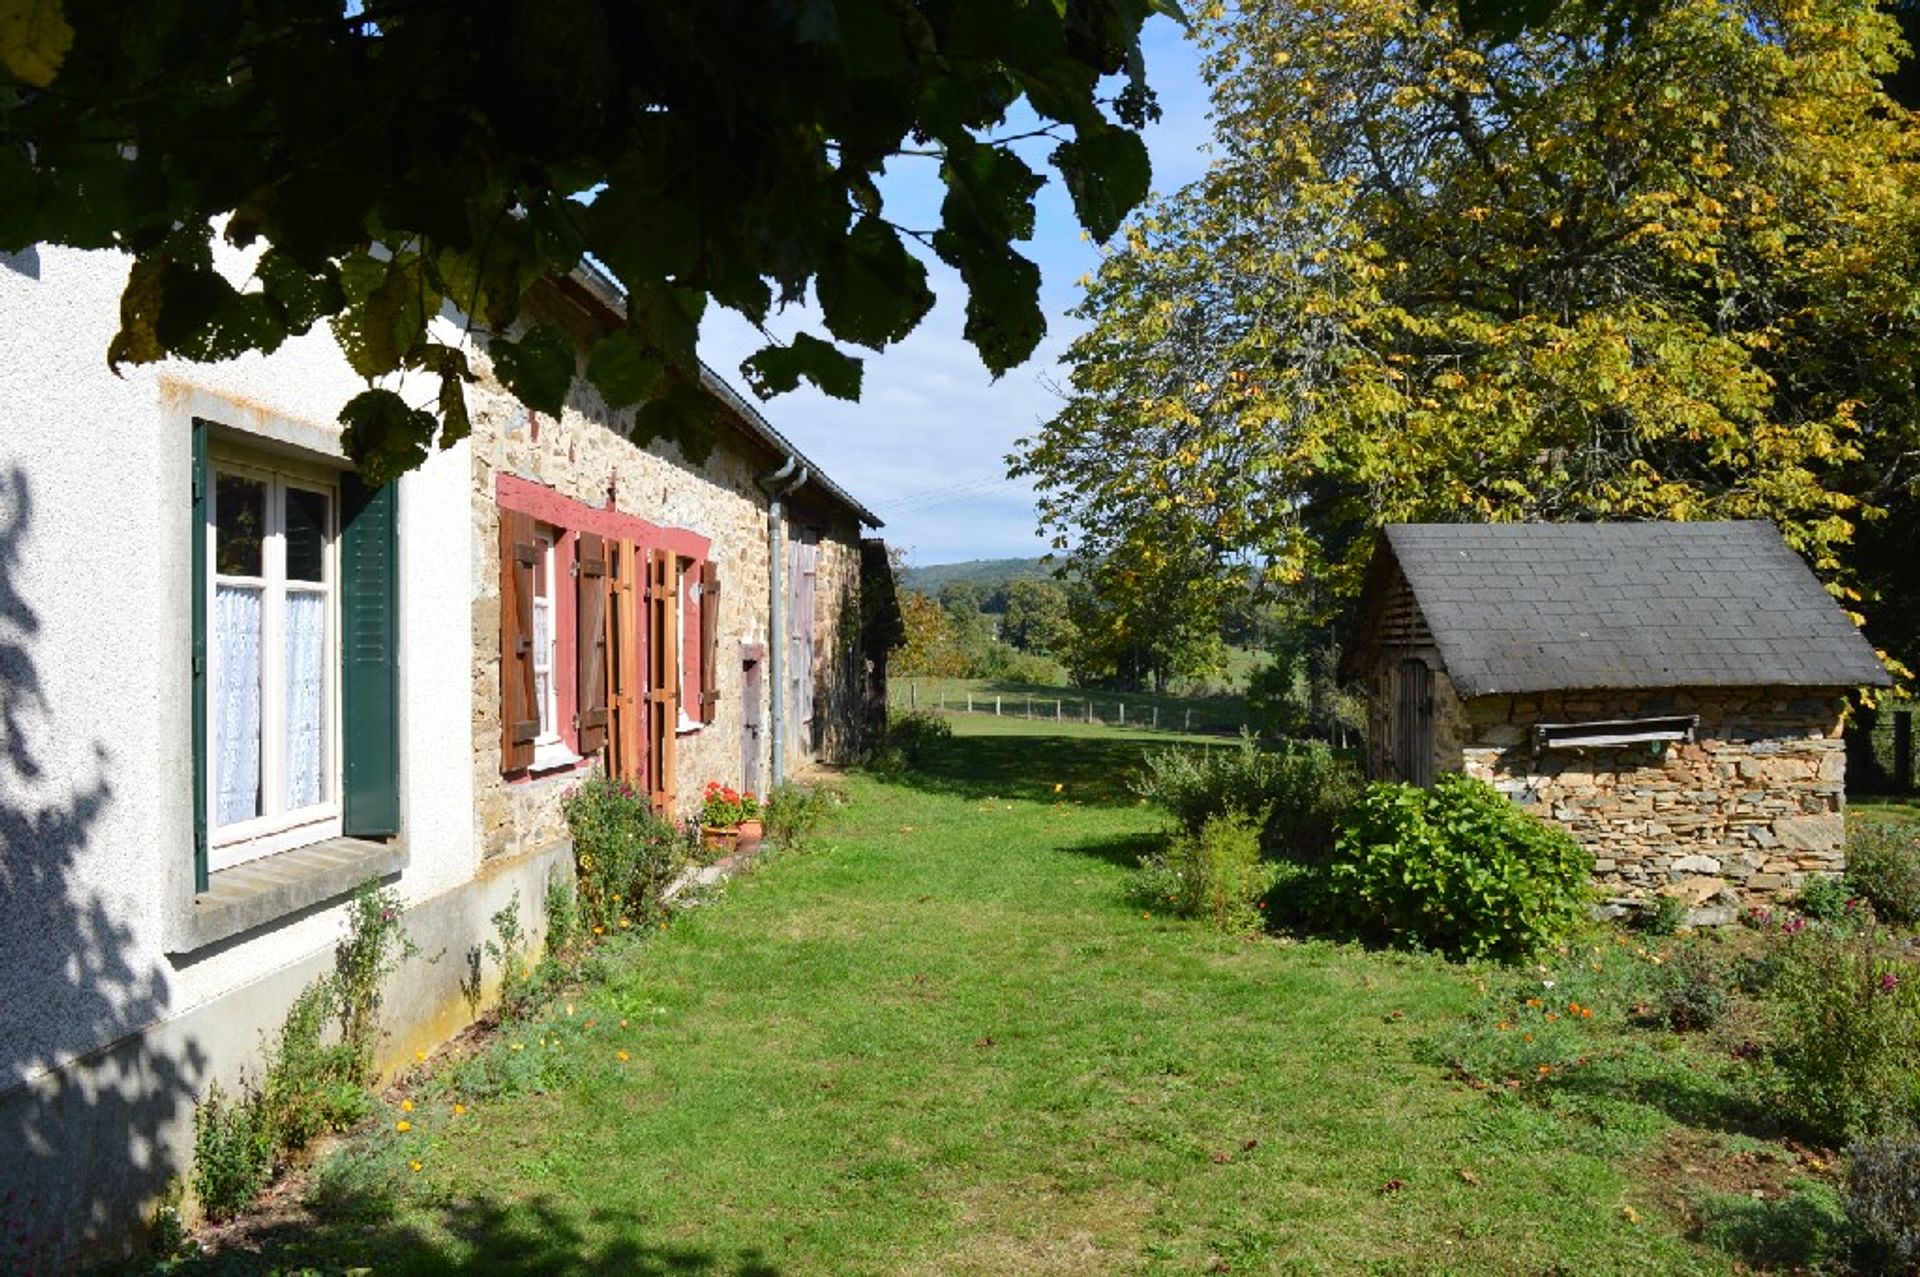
[1343,521,1891,696]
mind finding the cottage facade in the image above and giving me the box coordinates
[0,242,882,1260]
[1341,522,1891,912]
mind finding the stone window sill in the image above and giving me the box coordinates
[173,837,406,955]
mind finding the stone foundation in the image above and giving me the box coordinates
[1457,689,1848,911]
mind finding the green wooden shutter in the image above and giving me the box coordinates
[191,420,210,892]
[341,474,400,836]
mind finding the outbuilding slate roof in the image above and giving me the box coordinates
[1343,521,1891,696]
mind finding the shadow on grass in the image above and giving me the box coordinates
[881,732,1161,806]
[1690,1186,1853,1271]
[1056,830,1164,871]
[145,1192,782,1276]
[1541,1054,1788,1144]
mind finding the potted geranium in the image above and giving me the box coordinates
[699,781,763,852]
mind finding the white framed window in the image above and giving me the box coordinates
[529,526,579,770]
[677,557,700,733]
[207,453,341,868]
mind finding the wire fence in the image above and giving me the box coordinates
[887,679,1249,736]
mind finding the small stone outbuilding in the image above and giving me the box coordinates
[1340,521,1892,911]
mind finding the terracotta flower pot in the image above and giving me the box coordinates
[736,818,764,844]
[700,825,740,856]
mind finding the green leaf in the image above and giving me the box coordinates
[339,389,435,487]
[1052,126,1151,244]
[489,325,576,417]
[0,0,72,88]
[585,330,665,409]
[740,332,863,400]
[815,217,935,351]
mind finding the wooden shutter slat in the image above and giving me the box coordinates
[576,531,610,754]
[699,559,721,725]
[500,509,538,771]
[606,539,645,786]
[342,473,401,836]
[646,549,678,811]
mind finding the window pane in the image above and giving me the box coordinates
[215,474,266,577]
[213,584,263,826]
[285,590,327,810]
[285,486,329,584]
[535,670,552,736]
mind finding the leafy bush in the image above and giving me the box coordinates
[1848,1133,1920,1274]
[544,868,579,956]
[1657,944,1730,1032]
[1847,820,1920,925]
[192,1081,272,1220]
[1139,811,1278,933]
[763,782,838,850]
[333,883,418,1074]
[260,982,368,1153]
[563,776,690,935]
[1137,732,1362,863]
[1637,893,1688,937]
[1795,874,1854,924]
[1773,923,1920,1144]
[1324,775,1593,961]
[868,710,953,773]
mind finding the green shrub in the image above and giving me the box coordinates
[763,782,838,850]
[333,882,418,1075]
[259,982,368,1153]
[1137,732,1361,863]
[1657,944,1730,1032]
[868,710,952,774]
[1325,775,1593,961]
[1795,874,1854,924]
[1637,893,1688,937]
[192,1081,272,1220]
[1847,1132,1920,1273]
[563,776,690,935]
[1773,923,1920,1144]
[1847,820,1920,925]
[1140,811,1279,934]
[544,868,579,956]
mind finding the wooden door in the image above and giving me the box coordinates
[1394,659,1434,787]
[646,549,679,811]
[741,646,764,795]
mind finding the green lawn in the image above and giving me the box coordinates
[177,719,1823,1275]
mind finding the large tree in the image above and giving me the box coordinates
[1016,0,1920,667]
[0,0,1172,480]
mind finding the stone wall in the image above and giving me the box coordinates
[466,359,867,863]
[1455,688,1848,912]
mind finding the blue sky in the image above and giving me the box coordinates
[699,16,1212,569]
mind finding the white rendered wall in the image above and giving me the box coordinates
[0,243,475,1094]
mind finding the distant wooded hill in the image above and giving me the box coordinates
[899,557,1052,600]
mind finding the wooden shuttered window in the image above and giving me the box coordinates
[606,539,644,786]
[499,509,540,772]
[341,473,401,837]
[190,421,211,892]
[646,548,679,810]
[575,532,610,754]
[699,560,721,724]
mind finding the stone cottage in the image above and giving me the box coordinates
[0,239,883,1261]
[1339,522,1892,909]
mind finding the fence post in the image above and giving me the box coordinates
[1184,708,1192,731]
[910,680,917,710]
[1026,694,1032,718]
[966,692,973,713]
[995,695,1002,717]
[1152,706,1158,730]
[1086,700,1093,725]
[1056,699,1062,722]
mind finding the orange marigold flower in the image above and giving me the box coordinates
[1525,998,1542,1008]
[409,1160,423,1173]
[453,1103,467,1116]
[1496,1022,1511,1031]
[395,1120,412,1133]
[1545,1013,1559,1022]
[401,1099,414,1112]
[616,1050,631,1062]
[1537,1065,1552,1077]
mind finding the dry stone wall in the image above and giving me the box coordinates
[466,363,867,863]
[1455,688,1848,914]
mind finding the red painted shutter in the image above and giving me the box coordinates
[575,531,610,755]
[500,509,539,772]
[700,560,721,724]
[646,549,679,810]
[606,539,644,786]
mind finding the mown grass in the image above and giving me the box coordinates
[165,718,1828,1275]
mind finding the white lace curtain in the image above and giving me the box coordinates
[214,584,262,826]
[284,590,326,809]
